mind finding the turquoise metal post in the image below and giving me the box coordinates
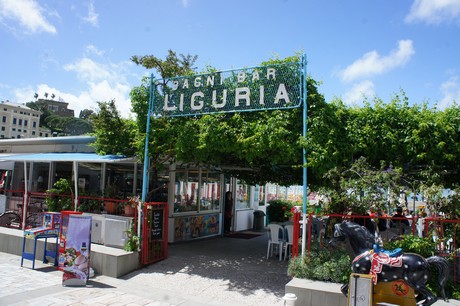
[141,74,154,202]
[301,54,308,256]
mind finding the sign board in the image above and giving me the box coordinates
[152,62,303,117]
[141,56,307,253]
[152,209,163,240]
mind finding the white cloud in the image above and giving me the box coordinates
[339,40,415,83]
[82,1,98,27]
[0,0,57,34]
[14,80,132,119]
[62,57,134,117]
[85,45,105,57]
[181,0,190,8]
[14,84,80,111]
[64,58,111,83]
[437,75,460,109]
[343,80,376,105]
[9,54,136,118]
[406,0,460,25]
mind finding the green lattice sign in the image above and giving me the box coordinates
[151,61,303,117]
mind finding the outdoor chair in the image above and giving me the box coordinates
[283,224,294,260]
[266,223,285,261]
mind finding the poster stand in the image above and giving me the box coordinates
[61,215,92,287]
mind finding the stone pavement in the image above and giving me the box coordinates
[0,233,291,305]
[0,232,459,306]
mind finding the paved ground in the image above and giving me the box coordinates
[0,232,291,306]
[0,231,458,306]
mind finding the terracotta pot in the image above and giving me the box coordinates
[124,205,135,217]
[105,201,117,214]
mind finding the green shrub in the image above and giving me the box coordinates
[288,243,351,284]
[385,235,459,299]
[266,199,294,223]
[385,235,436,258]
[288,236,460,300]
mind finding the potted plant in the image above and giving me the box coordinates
[124,196,139,217]
[77,192,103,213]
[45,178,74,212]
[124,224,140,252]
[266,199,294,223]
[104,183,121,214]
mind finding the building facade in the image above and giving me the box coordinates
[38,98,75,117]
[0,100,48,139]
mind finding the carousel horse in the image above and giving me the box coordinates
[331,221,448,306]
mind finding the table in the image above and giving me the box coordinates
[21,233,59,269]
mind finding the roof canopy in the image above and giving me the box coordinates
[0,152,137,163]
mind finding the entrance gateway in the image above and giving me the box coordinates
[140,55,308,255]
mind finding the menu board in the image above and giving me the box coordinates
[152,209,163,240]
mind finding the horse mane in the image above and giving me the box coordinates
[339,221,376,255]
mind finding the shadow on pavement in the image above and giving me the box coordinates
[122,232,291,298]
[86,280,117,289]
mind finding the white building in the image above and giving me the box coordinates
[0,100,50,139]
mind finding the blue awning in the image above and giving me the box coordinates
[0,153,137,163]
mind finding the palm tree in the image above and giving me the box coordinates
[51,93,55,100]
[34,93,38,100]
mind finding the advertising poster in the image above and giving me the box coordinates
[61,215,91,287]
[58,211,83,270]
[174,213,219,241]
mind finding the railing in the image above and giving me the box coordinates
[1,192,169,267]
[0,190,136,229]
[291,213,460,285]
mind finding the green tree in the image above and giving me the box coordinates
[131,49,198,79]
[44,115,92,136]
[130,52,318,185]
[90,100,137,156]
[79,109,94,120]
[26,100,52,128]
[124,50,460,201]
[305,96,354,188]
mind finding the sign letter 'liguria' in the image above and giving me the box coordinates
[152,62,302,117]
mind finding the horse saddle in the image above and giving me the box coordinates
[373,244,402,257]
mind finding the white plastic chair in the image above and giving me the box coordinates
[267,223,285,261]
[284,224,294,260]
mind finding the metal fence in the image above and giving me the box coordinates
[291,212,460,285]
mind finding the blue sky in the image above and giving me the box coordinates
[0,0,459,118]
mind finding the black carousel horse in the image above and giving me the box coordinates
[331,221,448,306]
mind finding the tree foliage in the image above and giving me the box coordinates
[131,49,198,79]
[26,100,52,128]
[45,115,92,135]
[90,100,137,156]
[99,50,460,210]
[312,94,460,214]
[130,52,310,185]
[26,100,93,136]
